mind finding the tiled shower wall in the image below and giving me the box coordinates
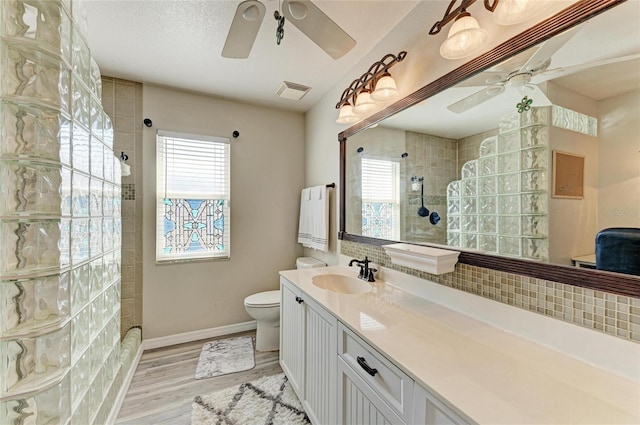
[101,77,143,336]
[341,240,640,343]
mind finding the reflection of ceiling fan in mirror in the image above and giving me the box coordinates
[448,26,640,114]
[222,0,356,59]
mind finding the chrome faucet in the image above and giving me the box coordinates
[348,256,377,282]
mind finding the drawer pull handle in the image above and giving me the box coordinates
[295,296,304,304]
[357,356,378,377]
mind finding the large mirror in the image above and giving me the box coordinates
[340,0,640,295]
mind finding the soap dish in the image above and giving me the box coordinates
[383,243,460,275]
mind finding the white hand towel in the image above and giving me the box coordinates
[297,185,329,252]
[309,185,328,251]
[298,188,312,246]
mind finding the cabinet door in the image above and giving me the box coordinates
[280,278,304,397]
[304,296,338,425]
[338,357,405,425]
[413,383,471,425]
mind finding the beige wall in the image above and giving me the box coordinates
[142,85,305,339]
[598,89,640,230]
[546,82,599,265]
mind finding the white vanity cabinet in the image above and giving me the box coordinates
[281,276,469,425]
[280,277,337,425]
[413,383,471,425]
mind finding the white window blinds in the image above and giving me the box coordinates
[361,157,400,240]
[156,130,230,262]
[361,157,399,203]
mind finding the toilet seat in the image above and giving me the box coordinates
[244,290,280,308]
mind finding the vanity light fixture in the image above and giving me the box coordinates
[439,11,488,59]
[335,51,407,124]
[493,0,551,25]
[371,72,398,101]
[336,102,358,124]
[431,0,550,59]
[430,0,497,60]
[352,89,376,115]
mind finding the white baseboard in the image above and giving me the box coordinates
[142,320,257,351]
[106,344,144,425]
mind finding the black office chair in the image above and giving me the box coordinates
[595,228,640,276]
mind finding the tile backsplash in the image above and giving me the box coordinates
[341,240,640,343]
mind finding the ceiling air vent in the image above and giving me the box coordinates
[276,81,311,101]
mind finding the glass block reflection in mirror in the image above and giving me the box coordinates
[552,105,598,137]
[479,215,497,234]
[447,181,460,198]
[447,108,548,259]
[479,234,497,252]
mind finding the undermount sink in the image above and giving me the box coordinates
[311,274,371,294]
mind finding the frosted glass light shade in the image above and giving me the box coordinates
[352,90,376,115]
[336,103,358,124]
[371,73,398,101]
[494,0,551,25]
[440,14,488,60]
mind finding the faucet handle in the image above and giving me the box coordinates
[367,268,377,282]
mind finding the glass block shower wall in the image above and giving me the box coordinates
[447,108,549,261]
[0,1,123,424]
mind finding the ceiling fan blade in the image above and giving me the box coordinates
[456,71,509,88]
[519,26,581,73]
[448,85,506,114]
[282,0,356,59]
[222,0,266,59]
[491,47,538,73]
[525,85,552,107]
[532,53,640,84]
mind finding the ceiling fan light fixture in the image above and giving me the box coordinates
[353,90,376,115]
[371,72,398,101]
[336,103,358,124]
[493,0,551,25]
[440,12,488,60]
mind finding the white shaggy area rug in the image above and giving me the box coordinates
[191,373,311,425]
[195,336,256,380]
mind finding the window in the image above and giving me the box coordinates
[361,157,400,240]
[156,131,230,262]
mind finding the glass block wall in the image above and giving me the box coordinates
[447,108,549,261]
[0,1,122,424]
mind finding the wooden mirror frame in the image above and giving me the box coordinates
[338,0,640,298]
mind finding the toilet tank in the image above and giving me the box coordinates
[296,257,326,269]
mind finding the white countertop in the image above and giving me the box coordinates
[280,265,640,424]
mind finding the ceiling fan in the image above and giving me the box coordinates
[221,0,356,59]
[448,26,639,114]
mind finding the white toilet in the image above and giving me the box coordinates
[244,257,326,351]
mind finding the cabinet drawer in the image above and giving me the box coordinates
[338,323,414,422]
[338,356,405,425]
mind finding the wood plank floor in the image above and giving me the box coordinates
[115,331,282,425]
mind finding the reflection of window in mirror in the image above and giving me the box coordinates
[361,157,400,240]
